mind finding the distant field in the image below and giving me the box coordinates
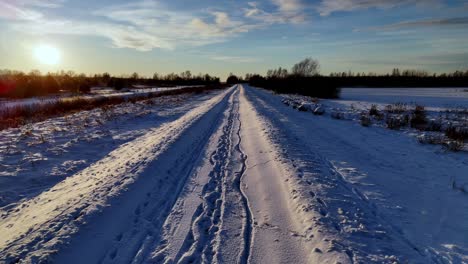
[337,87,468,110]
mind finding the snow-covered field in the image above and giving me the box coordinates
[284,88,468,151]
[0,85,467,263]
[332,87,468,111]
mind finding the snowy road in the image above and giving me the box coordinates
[1,85,467,263]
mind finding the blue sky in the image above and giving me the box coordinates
[1,0,468,79]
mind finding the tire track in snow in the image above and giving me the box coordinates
[170,86,253,263]
[175,99,235,263]
[103,106,227,264]
[235,99,253,264]
[238,85,318,263]
[147,86,254,264]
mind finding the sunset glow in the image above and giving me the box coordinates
[34,44,60,65]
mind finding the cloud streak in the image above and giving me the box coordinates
[317,0,439,16]
[359,17,468,31]
[244,1,306,24]
[0,0,63,20]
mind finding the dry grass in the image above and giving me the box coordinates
[385,115,408,130]
[385,103,408,114]
[445,140,464,152]
[445,125,468,142]
[410,105,428,130]
[331,111,345,120]
[360,114,371,127]
[0,86,223,131]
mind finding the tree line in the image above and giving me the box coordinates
[238,58,340,98]
[0,70,220,99]
[2,60,467,99]
[227,58,468,98]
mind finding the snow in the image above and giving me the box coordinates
[274,87,468,262]
[240,88,324,263]
[0,91,215,209]
[1,85,467,263]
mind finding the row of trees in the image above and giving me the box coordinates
[242,58,341,98]
[2,60,467,99]
[235,58,468,98]
[0,70,221,98]
[244,67,468,80]
[329,68,468,78]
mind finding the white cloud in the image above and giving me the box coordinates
[272,0,303,13]
[2,0,307,51]
[187,11,255,40]
[5,0,254,51]
[212,12,232,28]
[244,1,306,24]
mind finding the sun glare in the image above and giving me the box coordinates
[34,44,61,65]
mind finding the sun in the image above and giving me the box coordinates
[34,44,61,65]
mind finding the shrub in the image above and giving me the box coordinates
[291,101,300,109]
[298,103,314,112]
[369,104,379,116]
[313,106,325,115]
[79,83,91,93]
[386,116,405,130]
[369,104,384,120]
[445,140,464,152]
[417,134,444,145]
[410,105,427,129]
[445,125,468,141]
[360,114,371,127]
[331,111,345,119]
[402,114,410,126]
[425,120,442,132]
[109,78,127,90]
[281,98,291,106]
[385,103,407,114]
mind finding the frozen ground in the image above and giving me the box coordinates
[0,85,467,263]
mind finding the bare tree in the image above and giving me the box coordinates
[131,72,139,80]
[180,70,192,79]
[267,67,289,78]
[291,58,320,77]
